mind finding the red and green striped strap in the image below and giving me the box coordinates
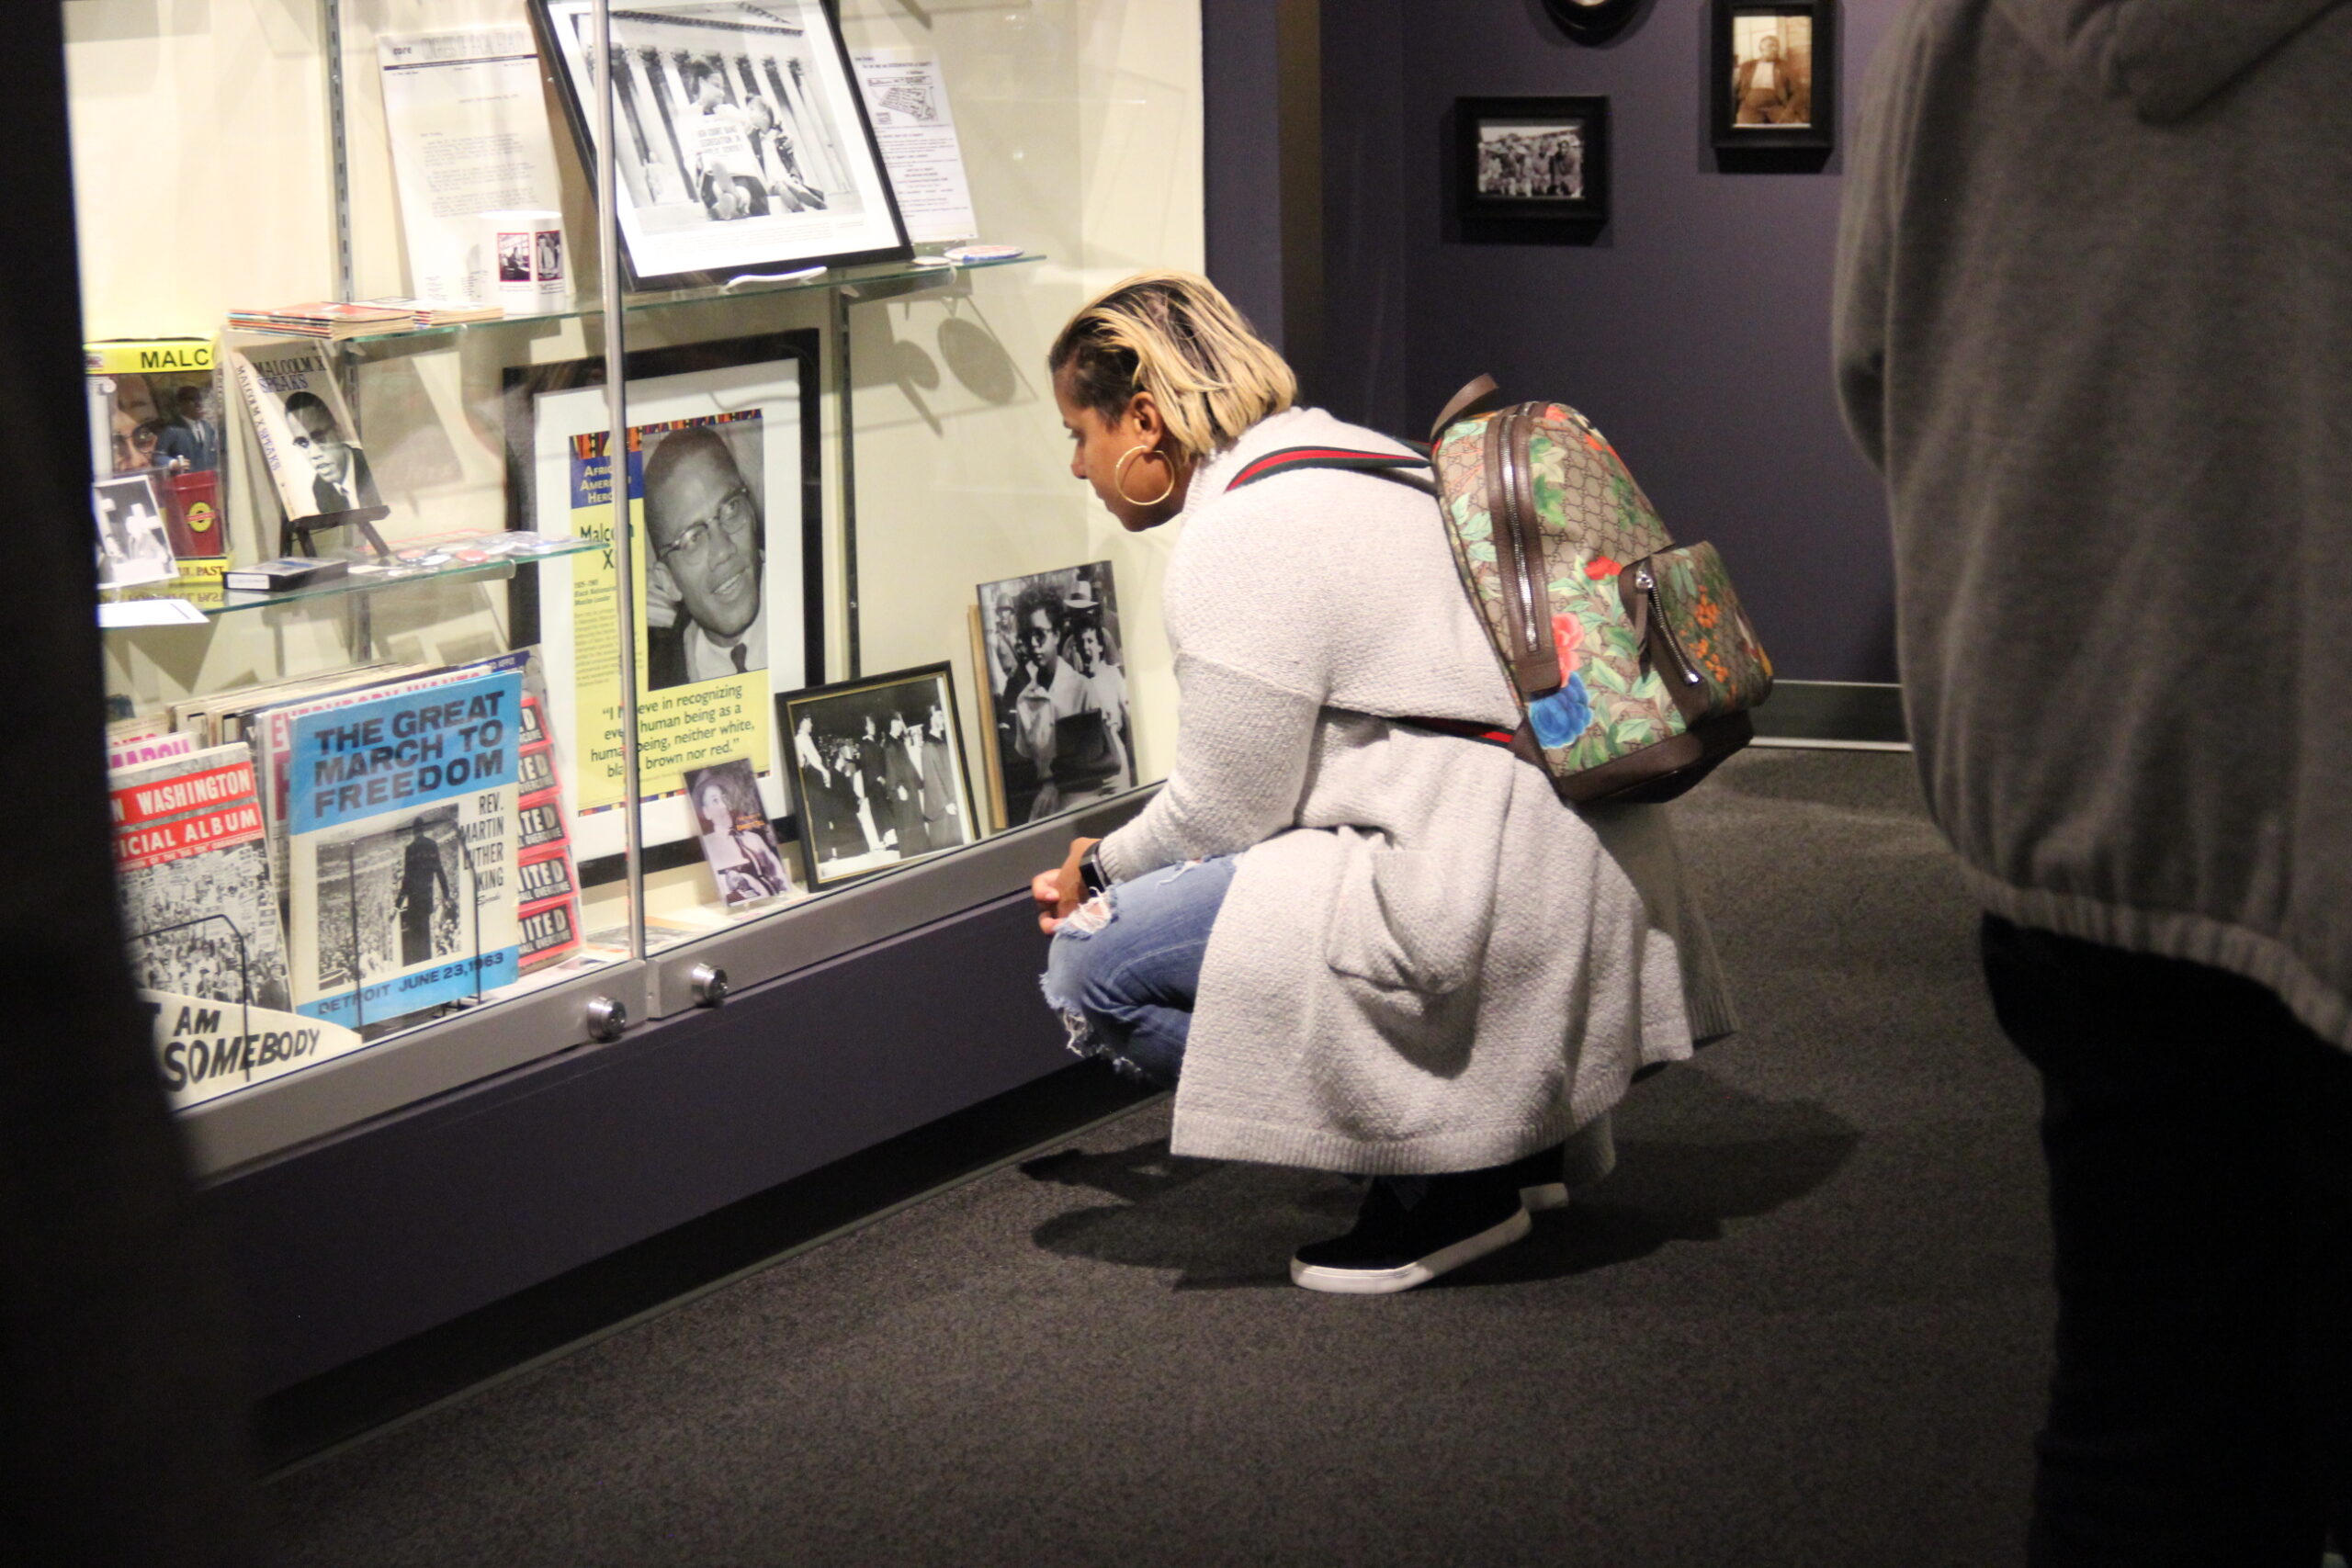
[1224,445,1432,491]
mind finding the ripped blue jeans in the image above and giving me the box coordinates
[1041,855,1238,1089]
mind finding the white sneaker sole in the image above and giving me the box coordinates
[1289,1205,1532,1295]
[1520,1181,1570,1213]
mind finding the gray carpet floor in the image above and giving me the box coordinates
[268,748,2054,1566]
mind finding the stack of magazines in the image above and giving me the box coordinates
[226,301,420,340]
[365,296,505,327]
[225,298,504,339]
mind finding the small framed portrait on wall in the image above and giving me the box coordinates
[1712,0,1836,158]
[1456,96,1611,229]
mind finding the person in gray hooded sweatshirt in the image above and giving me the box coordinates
[1835,2,2351,1562]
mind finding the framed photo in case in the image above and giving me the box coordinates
[1456,96,1611,231]
[502,329,823,864]
[530,0,910,288]
[1711,0,1836,163]
[777,663,978,889]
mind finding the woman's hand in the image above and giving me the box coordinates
[1032,836,1099,934]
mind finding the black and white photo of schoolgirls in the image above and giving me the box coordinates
[976,561,1136,827]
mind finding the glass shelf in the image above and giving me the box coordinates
[236,252,1046,351]
[98,536,604,623]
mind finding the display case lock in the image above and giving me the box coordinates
[689,964,730,1009]
[583,995,630,1043]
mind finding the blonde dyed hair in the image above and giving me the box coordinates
[1047,271,1295,463]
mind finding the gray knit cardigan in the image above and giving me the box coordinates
[1097,407,1736,1174]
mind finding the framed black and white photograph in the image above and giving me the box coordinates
[504,329,821,863]
[1712,0,1836,159]
[976,561,1136,828]
[93,474,178,589]
[530,0,910,288]
[682,757,795,905]
[1457,96,1611,228]
[777,663,977,889]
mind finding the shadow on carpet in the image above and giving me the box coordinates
[1021,1069,1860,1292]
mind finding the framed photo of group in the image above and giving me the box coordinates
[1456,96,1611,230]
[776,664,978,890]
[1710,0,1835,157]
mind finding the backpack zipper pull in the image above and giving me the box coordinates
[1634,565,1702,687]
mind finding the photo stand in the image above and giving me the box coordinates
[281,504,394,562]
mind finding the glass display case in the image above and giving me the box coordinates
[67,0,1203,1175]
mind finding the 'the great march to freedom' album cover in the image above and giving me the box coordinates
[286,668,524,1030]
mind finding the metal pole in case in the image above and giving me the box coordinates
[323,0,356,303]
[593,0,644,961]
[834,288,859,679]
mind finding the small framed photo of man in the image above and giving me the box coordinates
[1711,1,1835,155]
[776,663,977,890]
[1456,96,1610,228]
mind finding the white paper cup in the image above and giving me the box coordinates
[481,209,567,312]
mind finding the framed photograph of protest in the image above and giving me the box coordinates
[975,561,1137,829]
[1711,0,1835,160]
[503,329,821,863]
[530,0,910,288]
[1456,96,1611,228]
[777,663,977,890]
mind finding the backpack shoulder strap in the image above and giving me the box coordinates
[1223,446,1431,493]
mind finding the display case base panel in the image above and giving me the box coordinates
[206,887,1106,1397]
[254,1059,1153,1472]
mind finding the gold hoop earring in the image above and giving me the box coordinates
[1113,443,1177,508]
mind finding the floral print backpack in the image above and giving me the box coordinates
[1227,375,1773,804]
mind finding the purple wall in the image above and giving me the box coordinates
[1203,1,1288,348]
[1315,0,1902,683]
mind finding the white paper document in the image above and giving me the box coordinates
[378,28,565,302]
[100,598,206,627]
[852,50,978,244]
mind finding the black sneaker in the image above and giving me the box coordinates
[1504,1143,1570,1213]
[1290,1167,1530,1294]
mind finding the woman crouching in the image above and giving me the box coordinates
[1034,272,1732,1294]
